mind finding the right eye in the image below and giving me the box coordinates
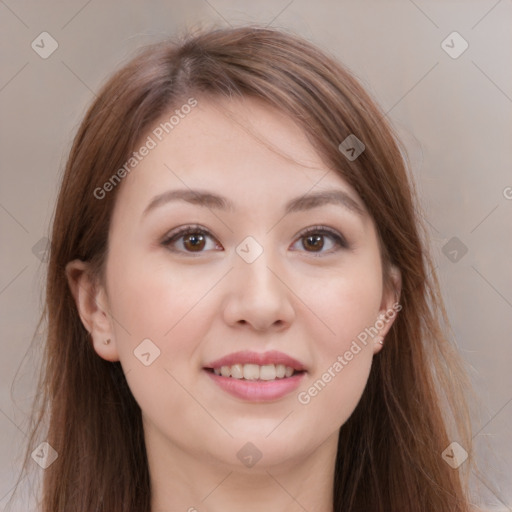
[161,225,223,254]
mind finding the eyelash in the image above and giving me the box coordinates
[161,224,349,256]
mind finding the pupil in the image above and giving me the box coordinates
[305,234,323,251]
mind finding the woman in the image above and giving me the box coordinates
[17,25,475,511]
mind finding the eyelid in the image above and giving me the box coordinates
[162,223,213,241]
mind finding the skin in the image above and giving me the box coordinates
[67,95,401,512]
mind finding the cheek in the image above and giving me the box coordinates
[107,254,218,350]
[294,257,382,429]
[297,349,373,437]
[304,256,383,349]
[296,283,377,434]
[107,258,217,438]
[105,257,226,429]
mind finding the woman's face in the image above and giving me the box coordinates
[84,96,399,470]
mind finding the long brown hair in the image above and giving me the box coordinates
[13,25,474,511]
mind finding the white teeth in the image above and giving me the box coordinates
[243,364,260,380]
[259,364,276,381]
[275,364,286,378]
[210,363,299,380]
[231,363,244,379]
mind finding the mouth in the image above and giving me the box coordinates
[202,350,308,401]
[203,363,306,381]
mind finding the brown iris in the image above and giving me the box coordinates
[183,233,206,251]
[303,234,324,252]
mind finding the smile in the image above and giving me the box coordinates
[208,363,301,380]
[203,350,308,401]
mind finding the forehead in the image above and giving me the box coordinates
[113,95,364,216]
[157,95,327,173]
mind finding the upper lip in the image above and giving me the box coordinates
[204,350,307,372]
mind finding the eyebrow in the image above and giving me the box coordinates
[142,188,366,218]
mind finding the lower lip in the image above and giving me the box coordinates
[203,369,306,402]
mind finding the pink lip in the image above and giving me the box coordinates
[203,350,307,371]
[203,350,308,402]
[204,370,306,402]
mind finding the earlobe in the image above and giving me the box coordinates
[65,259,120,362]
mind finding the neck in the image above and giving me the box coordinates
[145,423,338,512]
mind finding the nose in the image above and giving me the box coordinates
[222,246,295,332]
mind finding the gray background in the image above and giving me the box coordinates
[0,1,511,510]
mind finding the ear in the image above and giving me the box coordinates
[65,259,119,362]
[374,264,402,354]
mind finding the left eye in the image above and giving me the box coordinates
[290,227,348,254]
[161,225,347,254]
